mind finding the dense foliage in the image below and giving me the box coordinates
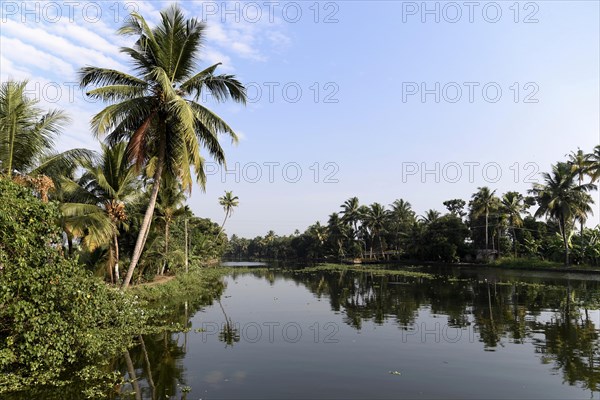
[0,180,147,396]
[225,146,600,266]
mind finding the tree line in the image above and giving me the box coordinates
[226,147,600,266]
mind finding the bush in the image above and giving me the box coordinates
[0,179,147,397]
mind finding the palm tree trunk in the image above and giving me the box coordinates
[121,135,165,290]
[512,225,517,258]
[184,218,188,273]
[485,210,489,252]
[114,234,120,283]
[217,211,229,237]
[560,217,569,266]
[160,221,169,275]
[6,115,17,177]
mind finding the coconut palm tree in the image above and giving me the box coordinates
[500,191,526,257]
[79,5,247,289]
[61,142,140,282]
[218,190,239,235]
[155,175,186,275]
[420,209,441,224]
[471,187,498,251]
[589,145,600,183]
[530,162,595,265]
[0,80,70,177]
[363,203,388,258]
[568,149,594,250]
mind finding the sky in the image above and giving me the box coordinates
[1,0,599,238]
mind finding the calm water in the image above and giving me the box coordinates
[115,265,600,399]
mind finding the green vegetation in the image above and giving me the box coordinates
[299,263,434,279]
[0,4,246,397]
[0,180,146,396]
[227,146,600,268]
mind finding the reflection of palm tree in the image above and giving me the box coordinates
[217,299,240,347]
[138,335,156,400]
[124,349,142,400]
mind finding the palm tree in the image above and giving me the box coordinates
[340,197,363,256]
[218,190,239,235]
[363,203,388,258]
[79,5,247,289]
[155,174,186,275]
[420,209,441,224]
[530,162,595,265]
[589,145,600,183]
[471,187,498,251]
[61,142,139,282]
[0,80,70,177]
[501,191,525,257]
[568,149,594,251]
[389,199,415,253]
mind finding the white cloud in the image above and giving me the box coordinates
[0,37,75,77]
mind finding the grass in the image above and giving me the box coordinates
[489,257,600,272]
[297,263,435,279]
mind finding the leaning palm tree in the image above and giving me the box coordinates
[79,5,247,289]
[471,187,498,251]
[218,190,239,235]
[530,162,595,265]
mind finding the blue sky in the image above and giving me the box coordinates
[1,1,599,237]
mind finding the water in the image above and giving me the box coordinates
[117,265,600,399]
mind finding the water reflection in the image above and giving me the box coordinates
[115,266,600,398]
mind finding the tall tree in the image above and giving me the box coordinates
[155,174,186,275]
[568,149,594,251]
[500,191,526,257]
[218,190,239,235]
[471,187,498,252]
[79,5,247,289]
[363,203,388,258]
[340,197,363,256]
[589,145,600,183]
[530,162,595,265]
